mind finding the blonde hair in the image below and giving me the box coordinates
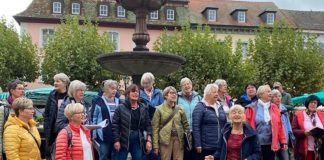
[12,97,33,116]
[228,105,245,123]
[64,103,84,119]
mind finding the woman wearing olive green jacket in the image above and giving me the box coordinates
[152,86,190,160]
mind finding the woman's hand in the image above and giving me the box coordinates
[196,147,202,153]
[154,148,159,155]
[146,141,152,152]
[305,131,311,136]
[114,141,121,152]
[282,144,288,150]
[204,155,214,160]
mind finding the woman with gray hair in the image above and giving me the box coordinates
[192,84,226,160]
[245,85,287,160]
[152,86,190,160]
[214,79,233,114]
[44,73,70,158]
[55,80,91,134]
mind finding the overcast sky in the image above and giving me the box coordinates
[0,0,324,31]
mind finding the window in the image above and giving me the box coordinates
[150,10,159,20]
[266,13,275,25]
[71,3,80,15]
[208,9,217,21]
[99,5,108,16]
[166,9,175,21]
[41,29,54,47]
[53,2,62,14]
[117,6,126,18]
[108,32,119,51]
[238,42,248,59]
[238,11,246,23]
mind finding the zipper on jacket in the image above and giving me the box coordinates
[127,107,132,150]
[138,107,142,143]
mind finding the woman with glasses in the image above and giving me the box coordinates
[55,80,92,134]
[292,95,324,160]
[4,97,41,160]
[55,103,94,160]
[112,84,152,160]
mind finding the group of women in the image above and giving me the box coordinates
[0,72,323,160]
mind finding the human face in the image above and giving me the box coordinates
[10,84,24,99]
[105,85,117,98]
[271,95,281,106]
[219,84,228,95]
[308,100,318,112]
[73,89,85,101]
[165,90,177,103]
[71,109,85,125]
[246,85,256,97]
[20,104,35,120]
[54,79,66,92]
[274,85,283,93]
[207,88,218,104]
[260,87,271,102]
[229,109,245,124]
[128,88,139,101]
[142,79,153,90]
[181,81,192,95]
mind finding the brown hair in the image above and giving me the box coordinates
[124,84,139,100]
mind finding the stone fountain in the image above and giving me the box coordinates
[96,0,186,84]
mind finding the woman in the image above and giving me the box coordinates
[139,72,164,119]
[192,84,227,160]
[55,80,91,133]
[292,95,324,160]
[271,89,295,160]
[4,97,41,160]
[152,86,190,160]
[245,85,287,160]
[215,79,233,114]
[92,80,121,160]
[55,103,94,160]
[235,82,258,107]
[205,105,261,160]
[112,84,152,160]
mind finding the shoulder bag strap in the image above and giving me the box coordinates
[161,107,179,128]
[25,128,40,148]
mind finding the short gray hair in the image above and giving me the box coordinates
[162,86,177,99]
[140,72,155,86]
[68,80,87,97]
[271,89,282,98]
[215,79,227,87]
[256,85,271,98]
[64,103,84,119]
[12,97,33,116]
[180,77,192,86]
[53,73,70,86]
[203,83,218,98]
[103,79,118,90]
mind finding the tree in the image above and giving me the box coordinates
[248,23,324,96]
[42,16,117,89]
[153,25,250,96]
[0,19,39,90]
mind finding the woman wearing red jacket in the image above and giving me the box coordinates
[292,95,324,160]
[55,103,94,160]
[245,85,287,160]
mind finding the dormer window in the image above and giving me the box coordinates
[53,2,62,14]
[99,5,108,16]
[150,10,159,20]
[166,9,175,21]
[266,12,275,24]
[238,11,246,23]
[208,9,217,21]
[71,3,80,15]
[117,6,126,18]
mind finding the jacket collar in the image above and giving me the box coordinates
[222,122,256,138]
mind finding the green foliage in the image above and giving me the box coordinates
[153,25,249,96]
[248,23,324,96]
[42,16,117,89]
[0,19,39,90]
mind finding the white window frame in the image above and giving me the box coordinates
[117,6,126,18]
[238,11,246,23]
[71,3,80,15]
[53,2,62,14]
[108,31,120,51]
[238,42,249,59]
[99,5,108,16]
[266,13,275,25]
[41,28,55,48]
[208,9,217,21]
[150,10,159,20]
[166,9,175,21]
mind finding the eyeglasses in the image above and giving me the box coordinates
[168,92,177,95]
[74,111,85,115]
[24,107,34,111]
